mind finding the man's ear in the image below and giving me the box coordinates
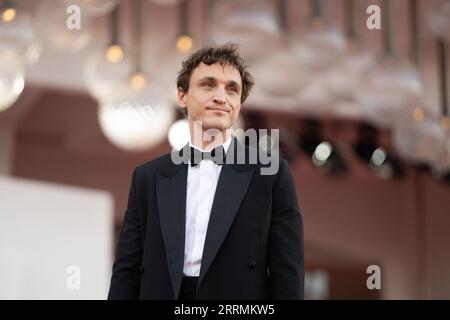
[177,87,187,109]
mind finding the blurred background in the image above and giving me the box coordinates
[0,0,449,299]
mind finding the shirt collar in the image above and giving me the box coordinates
[188,134,233,154]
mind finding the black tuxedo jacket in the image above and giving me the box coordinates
[108,138,304,300]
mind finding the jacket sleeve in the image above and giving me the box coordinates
[268,159,305,299]
[108,168,143,300]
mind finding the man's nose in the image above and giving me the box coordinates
[213,89,227,104]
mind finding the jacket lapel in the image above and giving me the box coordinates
[156,149,188,299]
[197,138,256,289]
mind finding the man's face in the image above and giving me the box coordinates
[178,62,242,135]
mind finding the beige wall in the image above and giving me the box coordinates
[424,175,450,299]
[0,125,14,175]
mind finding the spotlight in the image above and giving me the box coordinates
[311,141,348,175]
[299,119,348,175]
[370,147,392,177]
[355,123,404,179]
[429,165,450,184]
[312,142,332,166]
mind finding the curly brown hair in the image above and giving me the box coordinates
[176,43,255,104]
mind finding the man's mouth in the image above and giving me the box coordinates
[206,106,229,113]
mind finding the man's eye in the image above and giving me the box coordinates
[202,83,214,88]
[227,87,238,94]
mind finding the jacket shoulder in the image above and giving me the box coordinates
[133,152,173,178]
[244,144,289,177]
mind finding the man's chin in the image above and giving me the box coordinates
[201,120,229,132]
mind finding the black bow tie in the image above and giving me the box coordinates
[190,145,226,167]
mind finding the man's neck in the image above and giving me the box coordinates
[189,129,231,151]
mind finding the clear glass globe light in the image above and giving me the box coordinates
[168,118,190,150]
[323,42,376,119]
[208,0,280,63]
[392,106,450,167]
[0,49,25,113]
[356,58,423,128]
[331,101,366,120]
[296,72,334,116]
[431,138,450,171]
[251,46,309,97]
[98,85,175,152]
[35,1,92,52]
[326,42,376,102]
[83,45,133,102]
[0,7,41,66]
[292,22,346,70]
[156,41,198,104]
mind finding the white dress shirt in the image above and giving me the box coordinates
[183,136,232,277]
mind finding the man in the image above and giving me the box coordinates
[108,43,304,300]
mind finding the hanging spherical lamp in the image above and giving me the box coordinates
[0,49,25,112]
[84,44,133,102]
[208,0,280,63]
[98,82,175,152]
[0,5,41,66]
[356,58,423,128]
[35,1,92,52]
